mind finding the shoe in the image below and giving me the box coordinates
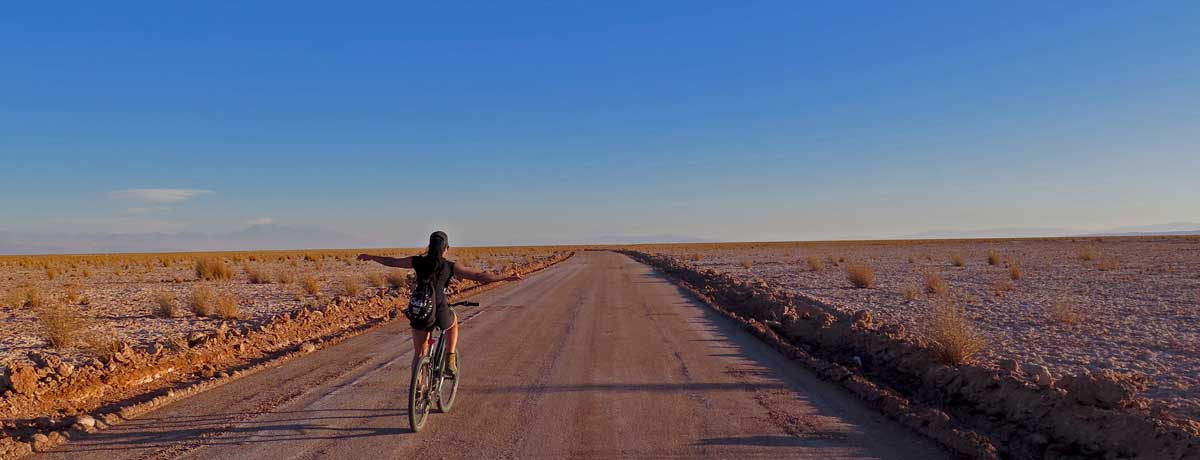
[446,353,458,377]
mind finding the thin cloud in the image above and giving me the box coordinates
[245,217,275,226]
[121,206,171,215]
[111,188,212,204]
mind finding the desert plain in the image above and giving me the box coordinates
[634,236,1200,420]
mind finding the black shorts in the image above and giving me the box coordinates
[409,303,456,331]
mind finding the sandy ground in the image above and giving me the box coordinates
[0,248,563,368]
[640,237,1200,420]
[32,252,948,460]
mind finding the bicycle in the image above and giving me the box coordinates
[409,300,478,432]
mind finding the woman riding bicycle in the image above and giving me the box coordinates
[357,231,520,376]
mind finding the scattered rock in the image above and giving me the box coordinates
[73,415,96,430]
[1059,369,1148,409]
[851,309,873,328]
[998,359,1017,373]
[29,433,51,452]
[1020,363,1053,387]
[8,365,39,395]
[54,362,75,378]
[299,342,316,354]
[187,332,209,348]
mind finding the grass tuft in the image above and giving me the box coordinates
[806,256,825,272]
[1079,247,1097,261]
[36,302,88,348]
[386,271,408,290]
[195,258,233,281]
[987,250,1002,266]
[190,285,217,317]
[924,272,949,296]
[949,253,965,267]
[246,266,272,284]
[299,276,321,297]
[153,291,179,318]
[1008,260,1023,280]
[214,293,241,319]
[901,283,921,301]
[365,272,386,288]
[925,298,985,365]
[1049,295,1079,325]
[337,276,363,297]
[276,270,296,284]
[846,264,874,288]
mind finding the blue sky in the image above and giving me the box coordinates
[3,1,1198,247]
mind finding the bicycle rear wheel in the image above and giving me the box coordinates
[409,356,434,432]
[437,354,461,413]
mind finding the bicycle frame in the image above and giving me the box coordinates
[409,300,476,432]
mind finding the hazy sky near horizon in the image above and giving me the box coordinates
[3,2,1198,246]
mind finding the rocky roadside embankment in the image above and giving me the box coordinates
[0,252,573,458]
[622,251,1200,460]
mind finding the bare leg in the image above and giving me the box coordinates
[445,312,460,354]
[412,328,430,366]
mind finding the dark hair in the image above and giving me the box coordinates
[426,231,449,274]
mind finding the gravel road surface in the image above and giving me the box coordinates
[35,252,949,460]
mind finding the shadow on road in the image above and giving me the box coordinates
[50,408,412,453]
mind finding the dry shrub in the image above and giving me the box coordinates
[337,276,363,297]
[215,293,241,319]
[924,272,949,296]
[195,258,233,281]
[153,291,179,318]
[901,283,921,301]
[1049,295,1079,325]
[949,253,965,267]
[300,276,321,296]
[3,285,45,310]
[365,272,386,288]
[385,271,408,290]
[63,282,83,304]
[986,251,1001,266]
[740,259,754,269]
[46,267,61,280]
[83,332,125,361]
[806,256,825,272]
[925,299,985,365]
[276,270,296,284]
[190,285,218,317]
[246,266,272,284]
[846,264,874,288]
[1008,260,1023,280]
[1079,247,1097,261]
[1097,257,1119,271]
[36,302,88,348]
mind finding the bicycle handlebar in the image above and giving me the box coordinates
[449,301,480,307]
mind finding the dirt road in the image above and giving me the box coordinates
[35,252,949,460]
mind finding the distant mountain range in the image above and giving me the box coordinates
[0,224,372,255]
[899,222,1200,240]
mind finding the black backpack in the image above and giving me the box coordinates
[405,261,450,322]
[406,275,436,322]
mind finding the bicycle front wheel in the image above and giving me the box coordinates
[409,356,434,432]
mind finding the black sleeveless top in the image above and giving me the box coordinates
[411,255,455,307]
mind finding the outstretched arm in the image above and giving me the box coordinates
[454,264,522,283]
[356,254,415,269]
